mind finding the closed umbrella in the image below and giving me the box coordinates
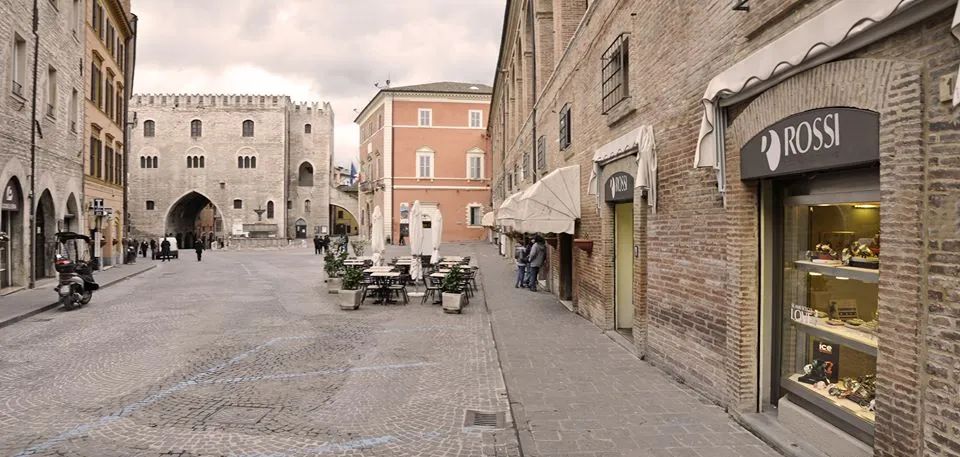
[430,210,443,264]
[371,206,384,265]
[409,201,423,282]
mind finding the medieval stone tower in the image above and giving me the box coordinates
[127,94,338,247]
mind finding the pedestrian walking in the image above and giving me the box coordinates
[313,235,322,255]
[398,230,405,246]
[149,239,157,259]
[514,237,530,288]
[160,238,171,262]
[194,239,204,261]
[526,236,546,292]
[140,241,148,258]
[322,234,330,254]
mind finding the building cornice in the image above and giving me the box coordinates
[354,89,491,124]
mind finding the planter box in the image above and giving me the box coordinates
[327,277,342,294]
[338,289,362,310]
[442,292,464,313]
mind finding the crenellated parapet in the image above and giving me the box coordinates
[132,94,332,112]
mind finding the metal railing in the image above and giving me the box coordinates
[12,81,22,97]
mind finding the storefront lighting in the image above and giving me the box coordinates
[808,272,822,276]
[836,276,850,280]
[854,204,879,209]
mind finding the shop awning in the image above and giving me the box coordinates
[695,0,953,170]
[513,165,580,234]
[588,125,657,212]
[954,4,960,106]
[495,192,522,229]
[481,211,495,227]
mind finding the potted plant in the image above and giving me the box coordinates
[441,266,465,313]
[338,266,364,310]
[324,252,346,293]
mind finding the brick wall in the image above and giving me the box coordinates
[490,0,960,455]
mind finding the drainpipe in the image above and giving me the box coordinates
[27,0,39,288]
[528,1,538,183]
[122,14,138,262]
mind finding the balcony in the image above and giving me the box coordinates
[359,181,374,193]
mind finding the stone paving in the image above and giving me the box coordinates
[469,243,780,457]
[0,248,518,456]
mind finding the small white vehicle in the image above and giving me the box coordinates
[153,237,179,260]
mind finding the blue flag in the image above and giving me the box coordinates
[349,162,357,185]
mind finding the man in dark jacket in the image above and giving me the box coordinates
[313,235,322,255]
[526,236,546,291]
[194,239,204,261]
[160,238,171,262]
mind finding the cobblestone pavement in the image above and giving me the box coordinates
[468,243,780,457]
[0,248,518,456]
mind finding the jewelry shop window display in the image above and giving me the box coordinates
[780,196,880,434]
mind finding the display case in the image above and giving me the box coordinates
[779,200,880,436]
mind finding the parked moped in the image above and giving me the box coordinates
[53,232,99,310]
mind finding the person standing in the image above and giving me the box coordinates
[194,239,204,262]
[526,236,546,292]
[149,239,157,259]
[160,238,171,262]
[313,235,322,255]
[514,238,530,288]
[398,229,406,246]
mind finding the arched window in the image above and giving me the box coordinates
[237,156,243,168]
[242,120,254,137]
[143,120,155,137]
[298,162,314,186]
[243,156,250,169]
[250,156,256,168]
[190,119,202,138]
[199,156,204,168]
[152,156,158,168]
[304,199,311,213]
[140,156,146,168]
[304,124,312,134]
[266,201,274,219]
[186,156,192,168]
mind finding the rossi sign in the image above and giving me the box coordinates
[740,107,879,180]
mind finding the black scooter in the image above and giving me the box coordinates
[53,232,100,310]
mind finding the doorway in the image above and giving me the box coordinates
[35,190,56,279]
[559,233,573,300]
[614,203,634,331]
[295,219,307,239]
[1,178,23,288]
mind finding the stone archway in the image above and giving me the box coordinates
[64,193,80,233]
[330,204,358,235]
[35,189,56,279]
[1,177,24,288]
[164,191,222,249]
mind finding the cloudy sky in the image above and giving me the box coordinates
[132,0,506,166]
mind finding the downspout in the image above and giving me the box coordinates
[122,14,138,262]
[528,1,538,183]
[28,0,40,288]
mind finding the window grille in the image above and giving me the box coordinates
[536,136,546,171]
[559,104,571,150]
[143,120,155,137]
[601,34,629,114]
[242,120,254,137]
[190,119,202,138]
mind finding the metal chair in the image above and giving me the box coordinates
[421,275,442,305]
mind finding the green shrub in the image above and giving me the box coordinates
[350,239,368,257]
[324,251,347,277]
[341,266,363,291]
[441,266,463,294]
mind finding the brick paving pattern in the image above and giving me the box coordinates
[0,248,518,456]
[470,243,780,457]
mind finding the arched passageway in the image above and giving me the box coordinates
[165,191,222,248]
[35,190,56,279]
[330,205,358,236]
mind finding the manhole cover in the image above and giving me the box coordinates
[463,410,505,428]
[206,406,270,425]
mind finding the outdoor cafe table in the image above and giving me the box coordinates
[370,271,401,304]
[364,266,394,273]
[442,256,464,261]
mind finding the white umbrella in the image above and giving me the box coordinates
[409,201,423,282]
[371,205,384,265]
[430,210,443,264]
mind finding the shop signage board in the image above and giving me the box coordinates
[740,107,880,180]
[604,171,634,203]
[2,184,20,211]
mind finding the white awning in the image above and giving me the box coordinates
[495,192,522,229]
[481,211,495,227]
[514,165,580,234]
[695,0,953,170]
[954,4,960,105]
[588,125,657,212]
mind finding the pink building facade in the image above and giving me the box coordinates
[355,82,492,246]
